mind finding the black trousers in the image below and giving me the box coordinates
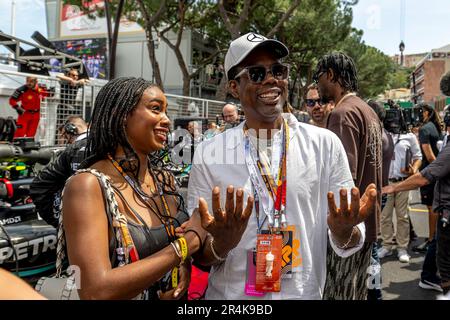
[437,217,450,294]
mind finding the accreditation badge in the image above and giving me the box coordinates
[281,225,302,278]
[245,248,266,297]
[255,233,283,292]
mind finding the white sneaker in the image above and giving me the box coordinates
[397,249,410,263]
[377,247,393,259]
[419,279,443,292]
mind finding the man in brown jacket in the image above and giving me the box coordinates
[314,52,383,300]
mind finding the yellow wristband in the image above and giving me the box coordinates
[171,267,178,288]
[177,237,188,262]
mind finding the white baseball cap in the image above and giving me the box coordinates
[224,32,289,80]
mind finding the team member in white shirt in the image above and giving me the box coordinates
[378,131,422,263]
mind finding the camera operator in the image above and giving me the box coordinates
[377,102,422,263]
[59,115,88,145]
[383,141,450,294]
[30,116,88,227]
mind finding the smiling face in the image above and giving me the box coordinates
[125,86,170,154]
[229,48,288,127]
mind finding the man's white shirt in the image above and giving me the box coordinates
[389,132,422,179]
[187,113,365,299]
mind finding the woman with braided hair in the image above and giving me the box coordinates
[62,77,253,300]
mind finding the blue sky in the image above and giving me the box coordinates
[352,0,450,55]
[0,0,449,57]
[0,0,47,53]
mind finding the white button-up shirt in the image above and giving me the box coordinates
[389,132,422,179]
[187,113,365,300]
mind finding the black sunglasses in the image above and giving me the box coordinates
[305,98,330,107]
[234,63,289,83]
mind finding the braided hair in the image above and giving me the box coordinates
[314,52,359,93]
[84,77,155,174]
[84,77,188,222]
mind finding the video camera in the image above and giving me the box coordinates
[383,100,422,134]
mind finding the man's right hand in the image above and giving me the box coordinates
[198,186,254,257]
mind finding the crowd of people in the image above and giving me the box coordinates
[2,31,450,300]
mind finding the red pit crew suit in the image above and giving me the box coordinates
[9,84,52,138]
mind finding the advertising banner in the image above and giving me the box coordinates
[60,0,143,38]
[51,38,108,79]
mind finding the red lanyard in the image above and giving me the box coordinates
[245,119,289,231]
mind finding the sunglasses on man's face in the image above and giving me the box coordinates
[234,63,289,84]
[305,98,329,108]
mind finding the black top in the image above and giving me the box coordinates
[109,189,189,300]
[419,121,441,170]
[421,142,450,212]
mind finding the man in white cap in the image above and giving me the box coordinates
[187,32,377,299]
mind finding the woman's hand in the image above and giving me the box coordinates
[157,261,191,300]
[175,209,208,247]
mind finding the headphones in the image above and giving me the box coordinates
[63,122,78,136]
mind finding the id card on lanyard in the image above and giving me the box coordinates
[244,120,289,231]
[244,119,289,293]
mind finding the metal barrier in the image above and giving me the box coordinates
[165,93,227,126]
[0,69,105,146]
[0,69,228,146]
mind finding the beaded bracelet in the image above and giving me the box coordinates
[336,226,358,250]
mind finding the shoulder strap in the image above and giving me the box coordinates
[55,168,131,276]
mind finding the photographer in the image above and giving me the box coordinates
[377,102,422,263]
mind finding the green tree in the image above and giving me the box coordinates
[339,29,394,99]
[63,0,167,86]
[388,65,414,89]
